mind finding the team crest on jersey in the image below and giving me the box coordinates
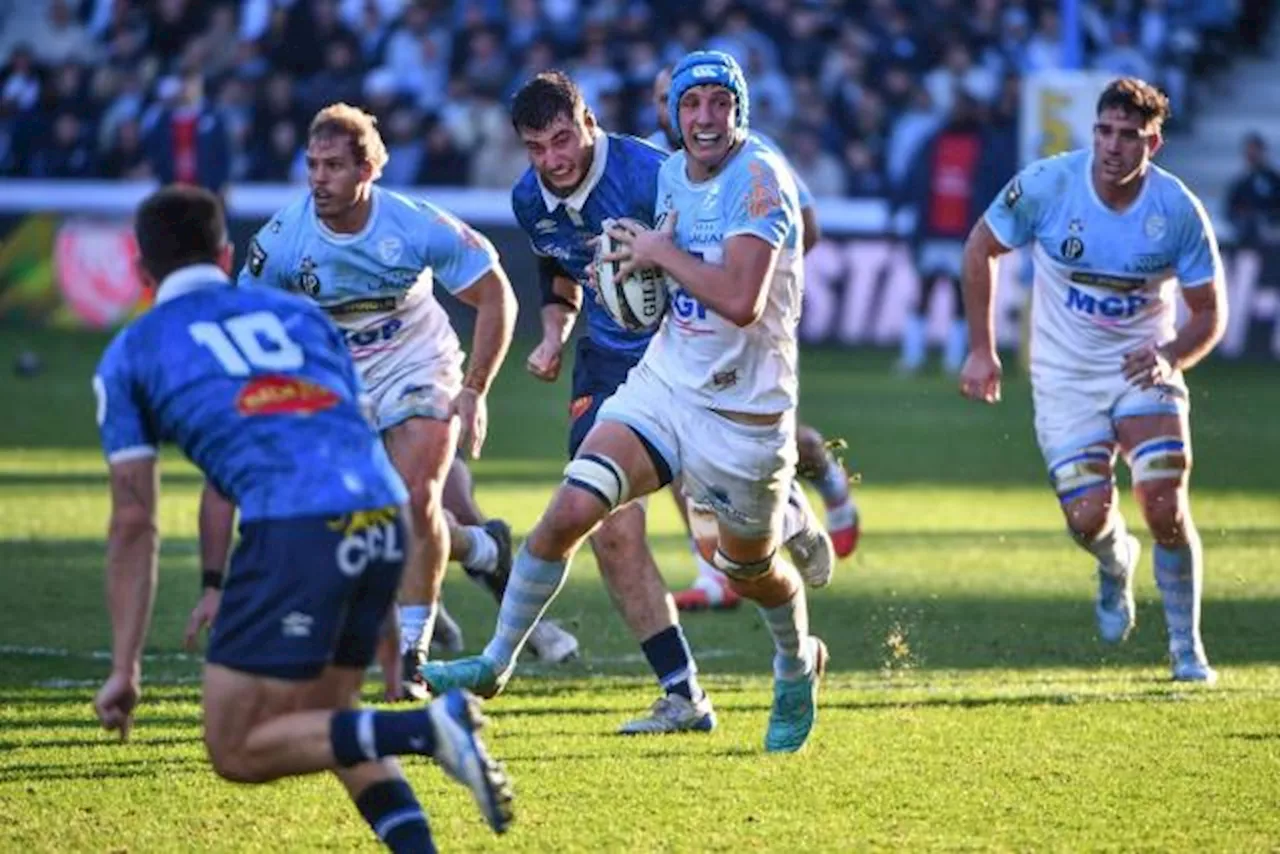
[377,237,403,264]
[1061,236,1085,261]
[236,375,339,417]
[1068,218,1083,234]
[712,368,739,390]
[1144,214,1167,241]
[297,256,321,296]
[247,238,267,277]
[1004,178,1023,208]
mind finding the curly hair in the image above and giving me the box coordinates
[1096,78,1171,132]
[308,103,389,180]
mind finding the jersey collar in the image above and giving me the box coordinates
[154,264,231,305]
[538,129,609,214]
[1085,150,1151,216]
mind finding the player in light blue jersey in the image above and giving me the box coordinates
[92,186,512,851]
[650,64,862,607]
[959,78,1226,683]
[425,51,827,753]
[237,104,578,700]
[507,71,718,734]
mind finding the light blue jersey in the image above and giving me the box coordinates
[984,150,1222,376]
[238,185,499,392]
[645,134,803,414]
[646,129,815,209]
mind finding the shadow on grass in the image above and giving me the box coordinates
[0,756,206,784]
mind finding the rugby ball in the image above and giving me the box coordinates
[594,219,668,332]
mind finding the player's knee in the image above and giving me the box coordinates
[1065,498,1112,544]
[205,735,266,784]
[563,453,630,512]
[712,548,774,582]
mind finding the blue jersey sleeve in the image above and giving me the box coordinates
[983,158,1059,249]
[412,200,499,294]
[236,212,296,291]
[93,329,157,463]
[1174,193,1222,288]
[723,154,794,247]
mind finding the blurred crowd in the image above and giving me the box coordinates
[0,0,1271,198]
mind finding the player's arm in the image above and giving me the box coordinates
[529,259,582,382]
[649,230,778,327]
[104,457,160,685]
[960,218,1014,360]
[454,267,517,396]
[186,481,234,649]
[1165,279,1227,371]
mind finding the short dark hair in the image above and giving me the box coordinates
[1096,77,1170,132]
[134,185,226,281]
[510,71,590,133]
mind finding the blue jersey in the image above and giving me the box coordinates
[238,184,498,386]
[984,149,1222,376]
[511,132,667,359]
[94,266,407,522]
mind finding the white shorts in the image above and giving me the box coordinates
[367,360,461,433]
[1032,368,1189,467]
[597,362,796,538]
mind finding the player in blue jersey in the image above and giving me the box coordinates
[237,104,578,700]
[650,65,862,609]
[959,78,1226,683]
[426,52,827,753]
[509,71,715,734]
[91,186,512,851]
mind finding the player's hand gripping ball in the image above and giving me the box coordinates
[592,217,669,332]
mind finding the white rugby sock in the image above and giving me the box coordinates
[398,604,435,655]
[757,562,814,680]
[1154,532,1205,658]
[459,525,499,574]
[1077,513,1133,578]
[483,545,571,672]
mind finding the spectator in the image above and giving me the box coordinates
[788,124,847,201]
[417,117,470,185]
[299,40,365,115]
[248,118,300,182]
[1,0,100,67]
[142,71,230,196]
[380,106,426,187]
[28,111,96,178]
[1226,133,1280,249]
[99,116,152,179]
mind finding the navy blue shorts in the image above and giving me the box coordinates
[567,337,642,458]
[206,507,406,681]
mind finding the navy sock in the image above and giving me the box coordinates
[355,779,435,854]
[641,625,702,702]
[331,709,437,768]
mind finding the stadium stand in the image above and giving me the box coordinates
[0,0,1272,198]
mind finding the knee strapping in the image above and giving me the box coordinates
[1127,436,1187,483]
[564,453,631,510]
[712,549,774,580]
[1048,443,1113,500]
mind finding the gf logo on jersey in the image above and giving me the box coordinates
[1061,237,1085,261]
[297,256,321,296]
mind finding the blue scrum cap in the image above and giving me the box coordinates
[667,50,749,148]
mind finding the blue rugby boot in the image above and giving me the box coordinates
[426,689,515,834]
[764,636,828,753]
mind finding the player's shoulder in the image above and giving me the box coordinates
[373,184,438,226]
[606,133,668,170]
[1146,161,1212,222]
[510,167,544,225]
[96,321,138,377]
[259,192,314,242]
[1016,150,1085,196]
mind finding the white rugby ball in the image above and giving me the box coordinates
[595,219,668,332]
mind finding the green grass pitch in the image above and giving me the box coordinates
[1,327,1278,852]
